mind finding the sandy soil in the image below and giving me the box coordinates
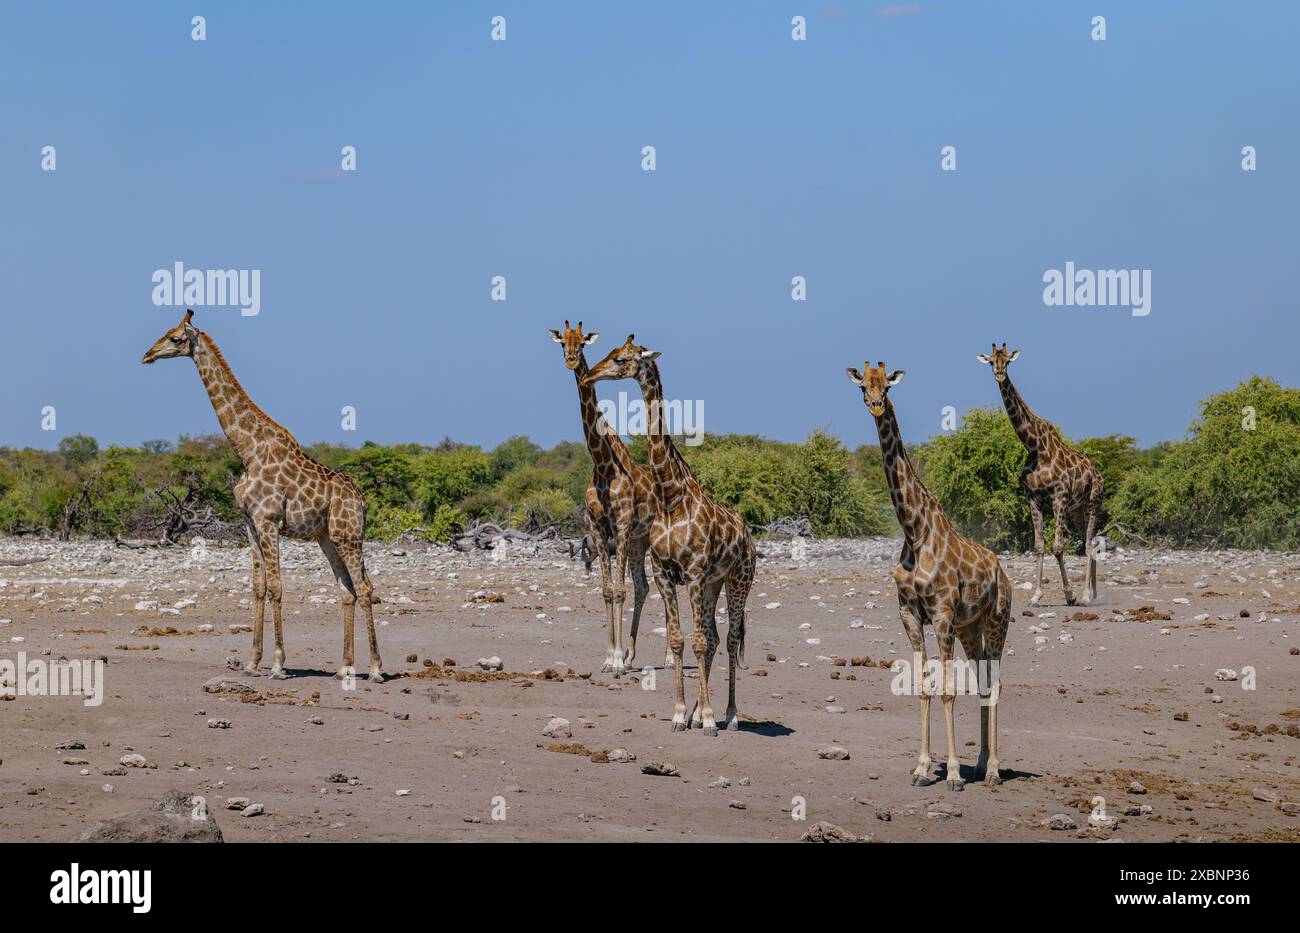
[1,537,1298,842]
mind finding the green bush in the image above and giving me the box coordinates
[1110,377,1300,548]
[790,429,891,537]
[683,441,795,527]
[4,379,1296,549]
[414,447,492,518]
[917,407,1034,551]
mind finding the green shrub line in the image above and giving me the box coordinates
[1,377,1292,550]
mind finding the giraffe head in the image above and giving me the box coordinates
[846,361,905,417]
[976,342,1020,383]
[581,334,660,386]
[548,320,599,370]
[141,309,199,364]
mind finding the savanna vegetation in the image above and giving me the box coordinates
[1,378,1293,550]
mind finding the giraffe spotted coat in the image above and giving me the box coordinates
[142,310,383,681]
[848,361,1009,789]
[979,343,1103,606]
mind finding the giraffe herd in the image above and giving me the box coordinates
[140,310,1106,788]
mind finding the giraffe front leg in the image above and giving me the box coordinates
[1028,497,1045,607]
[1080,502,1099,605]
[625,544,649,668]
[956,623,990,783]
[935,619,964,791]
[257,526,287,680]
[610,543,630,677]
[1052,496,1075,606]
[591,530,617,674]
[686,581,720,735]
[655,569,687,730]
[900,600,934,785]
[244,524,266,675]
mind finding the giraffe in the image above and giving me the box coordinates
[142,310,384,682]
[847,361,1009,789]
[584,336,756,735]
[977,343,1103,607]
[548,321,671,675]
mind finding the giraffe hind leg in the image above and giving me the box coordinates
[319,535,357,678]
[722,557,755,731]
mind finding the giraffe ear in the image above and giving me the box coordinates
[548,330,563,342]
[846,367,864,387]
[583,331,599,346]
[886,369,905,386]
[976,354,992,364]
[1007,349,1020,362]
[639,349,661,361]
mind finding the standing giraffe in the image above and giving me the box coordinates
[977,343,1103,606]
[847,361,1009,788]
[584,336,756,735]
[548,321,670,675]
[142,310,384,681]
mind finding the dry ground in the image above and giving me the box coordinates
[1,537,1298,842]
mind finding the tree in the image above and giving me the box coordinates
[1110,377,1300,548]
[58,434,99,469]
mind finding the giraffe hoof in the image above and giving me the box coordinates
[701,725,718,737]
[670,721,687,733]
[268,669,288,681]
[368,671,386,684]
[725,718,740,732]
[599,660,614,674]
[241,666,262,678]
[911,774,935,787]
[947,778,965,792]
[986,772,1003,786]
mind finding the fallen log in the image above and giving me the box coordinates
[0,555,52,567]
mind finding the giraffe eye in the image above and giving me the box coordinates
[170,336,182,343]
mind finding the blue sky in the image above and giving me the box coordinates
[2,1,1297,453]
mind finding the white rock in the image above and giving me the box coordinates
[542,717,572,739]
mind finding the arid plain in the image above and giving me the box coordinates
[1,538,1297,842]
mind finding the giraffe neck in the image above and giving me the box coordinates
[191,331,278,465]
[873,398,937,544]
[998,375,1045,452]
[574,353,630,474]
[636,360,693,512]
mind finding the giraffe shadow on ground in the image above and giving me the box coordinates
[734,719,795,737]
[934,763,1040,785]
[256,667,347,680]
